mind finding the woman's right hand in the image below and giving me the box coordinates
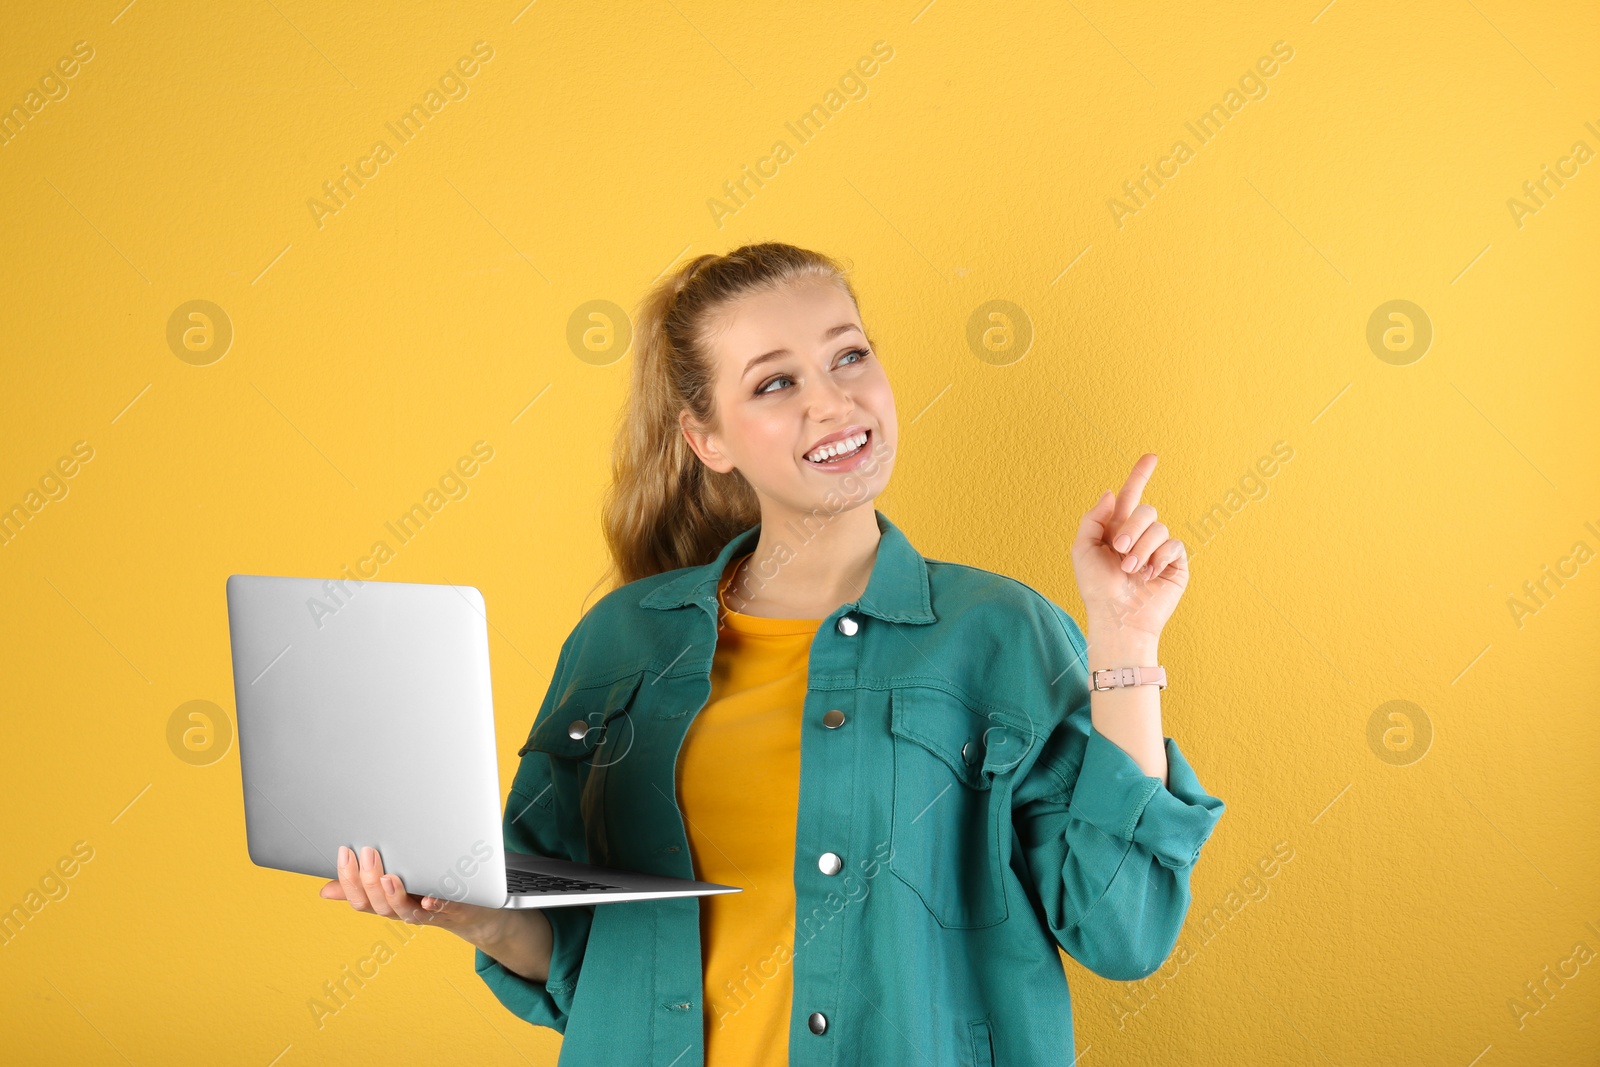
[319,845,508,945]
[319,845,558,982]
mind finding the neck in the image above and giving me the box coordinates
[726,501,882,617]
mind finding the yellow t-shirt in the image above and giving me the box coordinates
[674,554,821,1064]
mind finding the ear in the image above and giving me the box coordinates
[679,408,736,475]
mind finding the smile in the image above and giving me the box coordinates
[804,429,871,468]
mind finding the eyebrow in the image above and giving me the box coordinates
[741,323,864,380]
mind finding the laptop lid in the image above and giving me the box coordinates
[226,574,513,908]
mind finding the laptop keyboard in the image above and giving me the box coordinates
[506,868,622,895]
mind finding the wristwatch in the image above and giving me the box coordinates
[1091,665,1167,691]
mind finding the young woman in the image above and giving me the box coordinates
[321,242,1225,1065]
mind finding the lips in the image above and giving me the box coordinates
[802,428,872,470]
[803,424,871,459]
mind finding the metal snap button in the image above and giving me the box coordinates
[808,1011,828,1035]
[822,709,845,729]
[835,615,859,636]
[567,719,588,740]
[961,740,976,763]
[818,852,842,875]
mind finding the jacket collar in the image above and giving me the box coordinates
[638,508,936,624]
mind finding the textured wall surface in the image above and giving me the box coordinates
[1,1,1596,1064]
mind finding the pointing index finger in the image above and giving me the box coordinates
[1112,453,1159,526]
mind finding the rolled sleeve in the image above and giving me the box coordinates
[472,626,595,1032]
[1066,729,1224,871]
[474,902,593,1034]
[1015,726,1226,980]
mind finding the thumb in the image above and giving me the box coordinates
[1072,490,1117,555]
[1089,489,1120,526]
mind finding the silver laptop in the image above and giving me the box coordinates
[225,573,740,909]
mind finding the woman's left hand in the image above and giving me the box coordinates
[1070,452,1189,642]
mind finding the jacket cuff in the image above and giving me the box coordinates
[472,905,587,1032]
[1067,730,1225,870]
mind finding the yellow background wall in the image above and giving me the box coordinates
[2,1,1596,1063]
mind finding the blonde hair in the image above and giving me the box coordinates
[598,241,860,589]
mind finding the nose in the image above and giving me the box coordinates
[805,370,854,422]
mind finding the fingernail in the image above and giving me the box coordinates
[1122,555,1138,572]
[359,847,372,870]
[339,846,351,867]
[1114,535,1130,552]
[382,875,394,894]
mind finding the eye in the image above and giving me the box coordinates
[753,347,871,397]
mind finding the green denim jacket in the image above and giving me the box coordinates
[475,509,1225,1065]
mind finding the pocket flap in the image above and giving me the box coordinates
[519,670,643,759]
[890,687,997,788]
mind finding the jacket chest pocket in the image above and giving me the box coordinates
[513,671,644,854]
[518,671,644,765]
[888,686,1034,929]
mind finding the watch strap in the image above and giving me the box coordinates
[1091,665,1167,691]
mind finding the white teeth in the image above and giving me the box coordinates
[806,431,868,463]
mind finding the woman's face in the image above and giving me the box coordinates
[681,278,897,518]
